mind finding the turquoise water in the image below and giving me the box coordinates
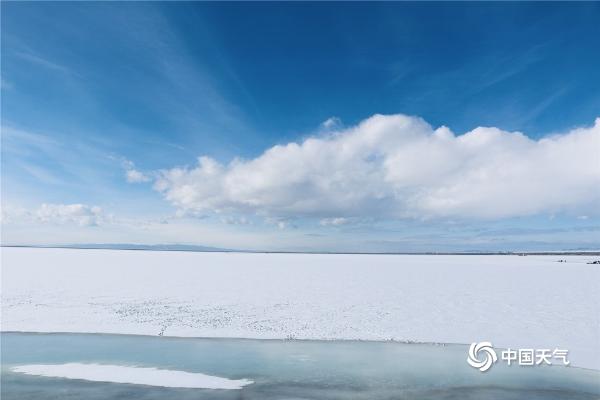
[2,333,599,399]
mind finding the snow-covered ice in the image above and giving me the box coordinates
[11,363,253,389]
[2,247,599,369]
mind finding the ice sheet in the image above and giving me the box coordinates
[2,248,599,369]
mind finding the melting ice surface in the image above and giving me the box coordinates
[2,333,599,400]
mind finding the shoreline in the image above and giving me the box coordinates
[3,331,598,373]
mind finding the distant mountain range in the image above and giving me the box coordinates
[3,243,235,252]
[2,244,599,256]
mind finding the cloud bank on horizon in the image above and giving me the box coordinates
[2,110,599,252]
[153,114,600,223]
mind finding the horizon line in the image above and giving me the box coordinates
[2,244,599,257]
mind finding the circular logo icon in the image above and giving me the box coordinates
[467,342,498,372]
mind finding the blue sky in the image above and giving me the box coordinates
[2,2,599,251]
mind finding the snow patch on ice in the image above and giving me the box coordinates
[11,363,253,389]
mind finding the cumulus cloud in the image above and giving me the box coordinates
[0,204,97,226]
[321,116,342,130]
[0,205,31,224]
[122,159,151,183]
[154,114,600,221]
[36,204,106,226]
[126,169,151,183]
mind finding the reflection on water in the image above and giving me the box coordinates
[2,333,599,400]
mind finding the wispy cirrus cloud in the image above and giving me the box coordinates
[15,51,72,74]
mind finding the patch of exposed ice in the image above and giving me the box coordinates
[11,363,253,389]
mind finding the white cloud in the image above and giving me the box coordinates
[20,162,64,185]
[264,217,292,230]
[320,217,349,226]
[126,169,151,183]
[121,159,151,183]
[36,204,106,227]
[0,205,31,224]
[321,116,342,130]
[221,216,251,225]
[154,114,600,221]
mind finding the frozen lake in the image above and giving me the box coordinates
[1,247,599,369]
[2,333,599,400]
